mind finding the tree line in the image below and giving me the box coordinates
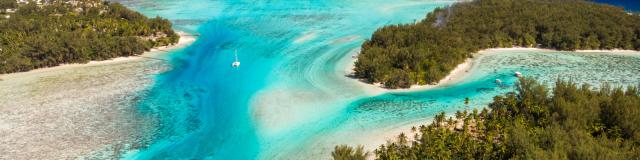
[354,0,640,88]
[0,0,179,74]
[333,78,640,159]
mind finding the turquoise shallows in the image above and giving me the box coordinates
[116,1,640,159]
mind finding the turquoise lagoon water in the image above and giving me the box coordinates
[114,1,640,159]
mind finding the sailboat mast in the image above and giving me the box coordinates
[234,50,238,62]
[231,49,241,68]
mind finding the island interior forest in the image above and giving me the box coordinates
[0,0,179,73]
[354,0,640,88]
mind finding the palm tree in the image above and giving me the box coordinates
[398,133,408,146]
[332,145,369,160]
[447,117,455,127]
[457,110,466,119]
[435,112,446,127]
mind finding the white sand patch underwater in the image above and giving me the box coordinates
[294,30,319,44]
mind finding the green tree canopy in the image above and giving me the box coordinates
[0,0,179,73]
[334,78,640,159]
[355,0,640,88]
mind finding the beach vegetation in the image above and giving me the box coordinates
[0,0,179,73]
[333,78,640,159]
[332,145,368,160]
[354,0,640,88]
[0,0,17,10]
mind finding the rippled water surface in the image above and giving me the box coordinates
[114,1,640,159]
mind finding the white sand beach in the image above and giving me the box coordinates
[346,47,640,95]
[344,49,479,95]
[0,32,195,159]
[0,31,195,80]
[348,47,640,157]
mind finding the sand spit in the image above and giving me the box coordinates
[346,47,640,94]
[344,50,477,95]
[0,32,195,159]
[0,31,195,80]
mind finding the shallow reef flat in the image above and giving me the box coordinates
[0,58,169,159]
[473,50,640,89]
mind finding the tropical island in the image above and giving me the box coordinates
[354,0,640,89]
[333,0,640,159]
[2,0,640,159]
[0,0,179,74]
[334,78,640,159]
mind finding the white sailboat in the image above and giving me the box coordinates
[232,50,240,68]
[514,71,522,77]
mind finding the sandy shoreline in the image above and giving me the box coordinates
[343,49,479,95]
[0,31,195,159]
[0,31,196,80]
[345,47,640,95]
[347,47,640,155]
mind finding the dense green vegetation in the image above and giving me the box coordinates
[0,0,16,10]
[354,0,640,88]
[332,145,369,160]
[333,78,640,159]
[0,0,179,73]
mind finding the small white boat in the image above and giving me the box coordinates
[495,79,502,84]
[514,72,522,77]
[232,61,240,68]
[232,50,240,68]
